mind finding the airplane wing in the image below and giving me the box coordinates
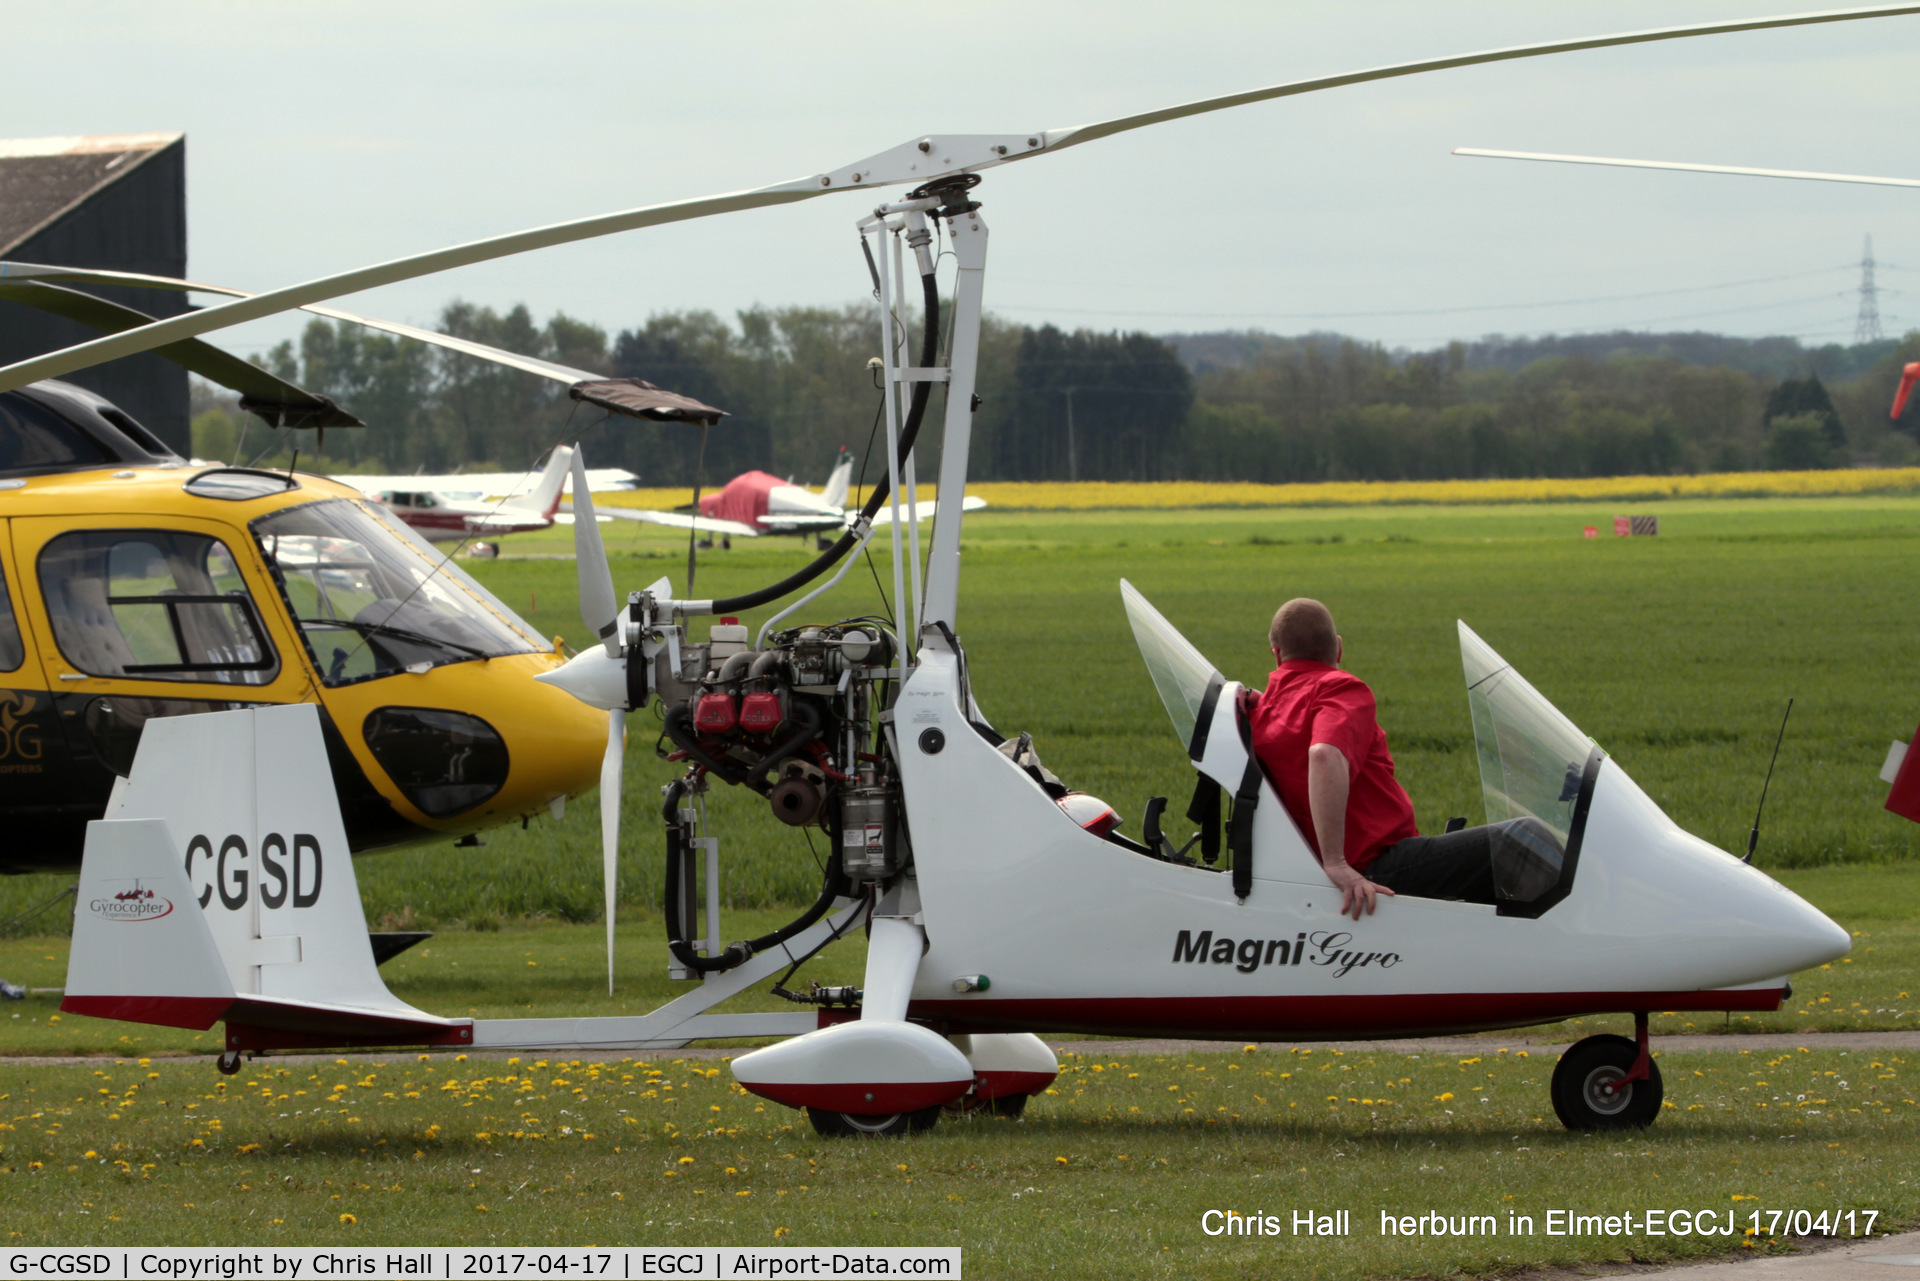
[565,503,761,538]
[464,512,553,532]
[761,513,857,535]
[336,467,640,499]
[866,494,989,525]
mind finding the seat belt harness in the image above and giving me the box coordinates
[1227,754,1262,900]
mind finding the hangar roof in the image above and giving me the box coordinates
[0,133,183,255]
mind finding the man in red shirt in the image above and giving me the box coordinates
[1250,598,1495,919]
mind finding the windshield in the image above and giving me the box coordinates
[1121,579,1222,753]
[1459,621,1599,846]
[253,498,541,687]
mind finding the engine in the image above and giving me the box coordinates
[647,616,904,974]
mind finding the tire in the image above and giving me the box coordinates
[806,1105,940,1138]
[1550,1034,1663,1130]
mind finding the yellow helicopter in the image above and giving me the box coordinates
[0,276,720,878]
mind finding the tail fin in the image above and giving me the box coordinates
[518,444,575,519]
[63,704,468,1048]
[821,448,852,510]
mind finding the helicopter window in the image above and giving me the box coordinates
[0,392,117,477]
[0,563,22,672]
[1459,622,1604,916]
[252,497,539,687]
[37,531,279,685]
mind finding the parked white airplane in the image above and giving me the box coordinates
[340,446,581,543]
[337,461,639,507]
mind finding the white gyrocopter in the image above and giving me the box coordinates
[37,5,1894,1136]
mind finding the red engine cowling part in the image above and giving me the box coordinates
[694,692,739,735]
[739,690,785,734]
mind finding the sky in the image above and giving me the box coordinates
[6,0,1920,358]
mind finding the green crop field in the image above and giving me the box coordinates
[13,492,1919,936]
[8,495,1920,1272]
[328,492,1920,917]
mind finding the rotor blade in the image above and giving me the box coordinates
[0,261,605,385]
[602,709,625,997]
[1454,147,1920,189]
[4,3,1916,395]
[0,182,825,392]
[1032,5,1920,156]
[0,280,363,427]
[570,446,621,658]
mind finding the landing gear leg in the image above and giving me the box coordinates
[1550,1012,1661,1130]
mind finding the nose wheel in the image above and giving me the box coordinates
[216,1050,244,1076]
[806,1106,941,1137]
[1551,1032,1663,1129]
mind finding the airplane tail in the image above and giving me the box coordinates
[62,704,470,1052]
[516,444,575,519]
[820,448,852,510]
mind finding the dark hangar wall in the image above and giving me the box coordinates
[0,137,191,455]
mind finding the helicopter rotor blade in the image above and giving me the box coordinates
[0,261,609,385]
[0,183,827,392]
[2,2,1917,395]
[601,708,625,996]
[1453,147,1920,189]
[570,446,621,660]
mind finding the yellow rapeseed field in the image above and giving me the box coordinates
[603,468,1920,513]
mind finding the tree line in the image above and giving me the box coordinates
[191,302,1920,485]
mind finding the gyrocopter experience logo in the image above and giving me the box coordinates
[89,880,173,922]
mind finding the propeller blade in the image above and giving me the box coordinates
[602,708,625,996]
[570,446,620,659]
[3,3,1916,394]
[1453,148,1920,189]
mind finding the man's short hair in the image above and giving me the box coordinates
[1271,598,1339,664]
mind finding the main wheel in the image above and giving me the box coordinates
[216,1051,243,1076]
[1551,1034,1662,1130]
[806,1105,941,1138]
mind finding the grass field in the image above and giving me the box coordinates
[8,490,1920,1271]
[4,1044,1916,1277]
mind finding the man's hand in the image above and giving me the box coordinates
[1307,740,1393,918]
[1322,858,1394,920]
